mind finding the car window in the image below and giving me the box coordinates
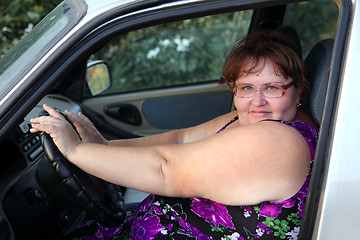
[283,0,339,58]
[89,10,253,95]
[0,1,86,99]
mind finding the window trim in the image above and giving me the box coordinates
[298,0,351,239]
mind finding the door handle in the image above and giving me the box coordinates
[105,104,142,126]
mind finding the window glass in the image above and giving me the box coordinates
[0,1,86,99]
[90,10,253,95]
[283,0,338,58]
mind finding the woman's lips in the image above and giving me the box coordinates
[250,111,271,117]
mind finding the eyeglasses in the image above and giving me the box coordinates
[232,81,296,98]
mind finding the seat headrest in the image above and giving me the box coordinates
[304,39,334,126]
[271,25,303,60]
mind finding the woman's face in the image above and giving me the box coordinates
[233,58,300,126]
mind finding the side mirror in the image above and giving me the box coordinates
[86,60,112,96]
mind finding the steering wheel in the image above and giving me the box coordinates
[36,109,125,226]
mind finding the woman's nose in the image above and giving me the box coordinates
[251,89,267,106]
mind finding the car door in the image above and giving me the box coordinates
[79,9,254,138]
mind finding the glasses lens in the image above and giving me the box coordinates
[234,83,286,98]
[262,83,283,98]
[235,84,254,98]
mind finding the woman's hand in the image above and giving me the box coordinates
[65,110,108,145]
[30,104,82,159]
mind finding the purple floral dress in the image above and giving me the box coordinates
[77,117,317,240]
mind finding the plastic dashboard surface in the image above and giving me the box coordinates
[0,94,82,239]
[0,94,147,239]
[25,94,82,122]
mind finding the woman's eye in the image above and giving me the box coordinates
[266,85,280,91]
[242,85,253,91]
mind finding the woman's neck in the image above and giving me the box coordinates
[294,109,319,131]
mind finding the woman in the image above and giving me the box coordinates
[30,33,318,239]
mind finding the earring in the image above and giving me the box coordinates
[297,103,302,108]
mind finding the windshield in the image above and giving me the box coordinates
[0,0,86,100]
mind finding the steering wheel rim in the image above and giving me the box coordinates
[37,110,125,226]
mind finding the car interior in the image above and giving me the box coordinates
[0,0,340,239]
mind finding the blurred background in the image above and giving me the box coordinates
[0,0,61,58]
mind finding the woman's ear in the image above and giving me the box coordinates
[296,86,303,105]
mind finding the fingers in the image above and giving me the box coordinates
[66,110,92,134]
[30,119,57,134]
[30,115,66,134]
[30,104,82,158]
[43,104,66,120]
[66,110,107,144]
[64,110,78,125]
[66,110,93,128]
[30,104,67,133]
[30,104,106,144]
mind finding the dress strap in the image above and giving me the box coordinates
[260,119,282,123]
[217,115,239,133]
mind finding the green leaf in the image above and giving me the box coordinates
[211,225,224,233]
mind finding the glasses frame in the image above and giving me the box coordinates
[232,81,296,98]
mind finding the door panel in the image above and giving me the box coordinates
[82,82,232,136]
[142,90,233,130]
[105,104,142,126]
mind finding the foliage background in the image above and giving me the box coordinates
[0,0,62,57]
[90,11,253,94]
[89,1,338,94]
[0,0,338,94]
[0,0,338,59]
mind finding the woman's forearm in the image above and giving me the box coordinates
[107,111,238,147]
[68,142,169,195]
[107,129,184,147]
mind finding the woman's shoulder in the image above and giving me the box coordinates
[221,120,309,156]
[248,120,317,165]
[225,120,313,162]
[259,119,317,134]
[255,119,317,143]
[280,120,318,137]
[258,119,318,144]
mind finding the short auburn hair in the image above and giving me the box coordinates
[223,32,308,95]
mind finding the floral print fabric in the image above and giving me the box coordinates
[76,120,317,240]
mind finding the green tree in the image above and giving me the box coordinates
[88,1,338,95]
[0,0,62,57]
[1,0,338,94]
[284,0,338,57]
[90,11,252,94]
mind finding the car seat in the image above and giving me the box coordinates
[304,39,334,126]
[271,25,303,60]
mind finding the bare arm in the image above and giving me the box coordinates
[66,107,238,146]
[57,121,311,205]
[68,107,315,147]
[31,105,309,205]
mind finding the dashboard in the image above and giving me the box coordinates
[0,94,147,239]
[0,95,82,239]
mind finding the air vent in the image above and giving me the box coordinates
[0,219,11,240]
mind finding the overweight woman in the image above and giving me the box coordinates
[31,33,318,240]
